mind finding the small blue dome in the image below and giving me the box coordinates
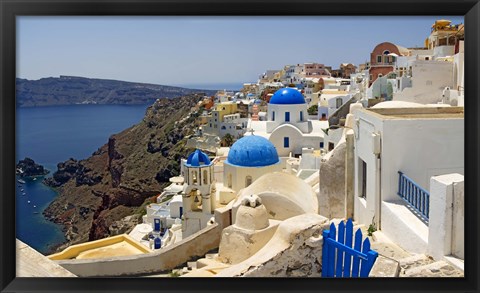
[269,88,305,105]
[185,149,212,167]
[226,136,279,167]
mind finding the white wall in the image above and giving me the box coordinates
[381,118,464,202]
[394,60,453,104]
[433,45,455,58]
[428,174,464,260]
[266,104,310,133]
[269,124,321,157]
[56,224,223,277]
[223,162,282,193]
[353,112,381,226]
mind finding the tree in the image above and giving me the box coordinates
[307,104,318,115]
[221,133,235,147]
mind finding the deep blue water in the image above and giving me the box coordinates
[16,104,150,254]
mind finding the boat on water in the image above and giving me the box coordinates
[17,179,26,184]
[21,189,24,192]
[33,212,39,214]
[22,193,26,196]
[33,205,37,208]
[27,201,31,204]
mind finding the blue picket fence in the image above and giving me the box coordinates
[321,219,378,277]
[397,171,430,223]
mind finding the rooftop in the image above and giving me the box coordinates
[366,106,464,119]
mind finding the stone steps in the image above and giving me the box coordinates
[400,259,464,277]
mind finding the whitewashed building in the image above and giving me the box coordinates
[352,103,464,255]
[247,88,329,157]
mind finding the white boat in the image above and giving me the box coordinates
[33,205,37,208]
[27,201,31,204]
[18,179,26,184]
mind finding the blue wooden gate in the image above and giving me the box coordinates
[321,219,378,277]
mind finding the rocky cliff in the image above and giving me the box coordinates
[16,158,50,177]
[16,76,216,107]
[43,94,205,252]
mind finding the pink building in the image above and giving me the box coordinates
[303,63,330,77]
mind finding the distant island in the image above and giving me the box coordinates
[16,76,217,107]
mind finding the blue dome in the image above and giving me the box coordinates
[269,88,305,105]
[226,136,279,167]
[185,149,212,167]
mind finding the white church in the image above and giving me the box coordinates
[246,87,328,157]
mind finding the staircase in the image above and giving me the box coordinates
[398,254,464,277]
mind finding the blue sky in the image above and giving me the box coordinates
[17,16,463,88]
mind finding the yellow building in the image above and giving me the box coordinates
[215,102,238,121]
[426,19,462,50]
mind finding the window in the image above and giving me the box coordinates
[192,171,198,184]
[300,111,304,121]
[284,137,289,148]
[228,174,232,188]
[328,142,334,151]
[203,170,208,185]
[336,98,343,108]
[285,112,290,122]
[245,176,252,187]
[377,55,382,63]
[272,111,275,121]
[360,159,367,198]
[320,142,324,148]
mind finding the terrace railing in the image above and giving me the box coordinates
[397,171,430,223]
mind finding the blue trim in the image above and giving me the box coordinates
[397,171,430,223]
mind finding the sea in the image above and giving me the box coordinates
[16,104,150,255]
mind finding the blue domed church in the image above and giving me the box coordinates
[181,149,216,237]
[246,88,328,157]
[223,135,282,192]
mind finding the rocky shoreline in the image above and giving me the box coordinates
[40,94,204,252]
[16,158,49,178]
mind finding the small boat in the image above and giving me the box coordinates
[33,212,39,214]
[33,205,37,208]
[20,189,24,192]
[33,178,37,181]
[22,193,26,196]
[27,201,31,204]
[17,179,26,184]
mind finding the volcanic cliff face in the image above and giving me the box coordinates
[43,94,204,251]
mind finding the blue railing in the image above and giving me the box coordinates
[321,219,378,277]
[397,171,430,223]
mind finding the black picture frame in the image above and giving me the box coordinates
[1,0,479,292]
